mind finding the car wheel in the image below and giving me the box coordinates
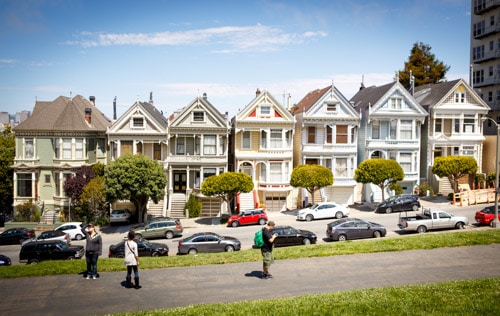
[417,225,427,233]
[165,231,174,239]
[412,204,419,211]
[231,221,239,227]
[386,208,392,214]
[66,256,75,260]
[152,252,159,257]
[258,218,266,225]
[373,230,382,238]
[456,222,465,230]
[305,214,313,222]
[188,248,198,255]
[335,211,343,219]
[337,234,347,242]
[28,259,39,264]
[225,245,235,252]
[75,234,83,241]
[302,238,311,245]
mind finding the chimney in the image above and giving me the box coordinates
[149,91,153,105]
[85,108,92,124]
[255,88,261,97]
[113,97,117,120]
[203,92,207,100]
[89,96,96,106]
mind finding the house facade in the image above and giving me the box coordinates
[11,95,111,218]
[291,85,360,206]
[166,93,230,217]
[106,97,169,217]
[351,80,428,202]
[414,79,491,194]
[231,89,295,212]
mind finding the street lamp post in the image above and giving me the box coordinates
[482,117,499,228]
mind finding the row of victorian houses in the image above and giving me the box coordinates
[11,77,492,219]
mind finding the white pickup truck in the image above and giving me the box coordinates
[398,209,468,233]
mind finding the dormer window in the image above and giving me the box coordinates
[132,116,145,128]
[193,111,205,122]
[454,92,466,103]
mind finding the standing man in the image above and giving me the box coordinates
[82,223,102,279]
[124,230,141,289]
[261,220,278,279]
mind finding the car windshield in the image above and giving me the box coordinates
[140,239,152,246]
[483,208,494,214]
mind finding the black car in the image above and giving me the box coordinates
[326,218,387,241]
[0,227,36,245]
[19,240,85,264]
[271,225,317,247]
[0,254,12,266]
[177,232,241,255]
[108,238,169,258]
[374,194,421,213]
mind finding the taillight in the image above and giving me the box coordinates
[176,225,181,229]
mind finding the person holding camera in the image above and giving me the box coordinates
[261,221,278,279]
[81,223,102,279]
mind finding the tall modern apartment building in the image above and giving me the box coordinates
[471,0,500,135]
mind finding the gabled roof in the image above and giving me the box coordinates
[108,100,168,134]
[13,95,111,132]
[291,86,330,114]
[169,94,229,130]
[350,82,394,111]
[233,89,295,125]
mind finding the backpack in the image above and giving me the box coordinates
[254,229,264,248]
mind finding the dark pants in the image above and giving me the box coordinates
[127,265,139,279]
[86,252,99,277]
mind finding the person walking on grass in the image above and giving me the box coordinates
[124,230,141,289]
[82,223,102,279]
[261,220,278,279]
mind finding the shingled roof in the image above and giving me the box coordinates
[291,85,330,114]
[413,79,461,106]
[13,95,111,132]
[349,82,394,112]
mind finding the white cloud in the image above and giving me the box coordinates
[0,59,16,64]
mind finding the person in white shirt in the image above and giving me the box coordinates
[124,230,141,289]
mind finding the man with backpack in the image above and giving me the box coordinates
[260,221,278,279]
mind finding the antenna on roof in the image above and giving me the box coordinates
[70,91,72,99]
[331,80,334,98]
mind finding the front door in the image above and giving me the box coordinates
[173,172,187,193]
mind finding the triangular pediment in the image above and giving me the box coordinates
[298,85,359,122]
[168,96,229,131]
[108,101,168,135]
[235,90,295,125]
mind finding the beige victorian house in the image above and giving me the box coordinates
[291,84,360,206]
[12,95,111,220]
[166,93,230,217]
[231,89,295,212]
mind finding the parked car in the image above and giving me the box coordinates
[374,194,421,214]
[0,227,36,245]
[0,254,12,266]
[108,238,169,258]
[177,232,241,255]
[475,207,500,227]
[134,218,183,240]
[271,225,317,247]
[326,218,387,241]
[297,202,350,222]
[227,208,268,227]
[110,209,132,225]
[398,209,468,233]
[55,222,85,240]
[22,230,71,246]
[19,240,85,264]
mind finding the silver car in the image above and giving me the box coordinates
[177,232,241,255]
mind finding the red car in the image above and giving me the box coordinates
[475,207,500,226]
[227,209,268,227]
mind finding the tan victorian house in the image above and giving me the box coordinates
[12,95,111,220]
[292,84,360,206]
[231,89,295,212]
[166,93,230,217]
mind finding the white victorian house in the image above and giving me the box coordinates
[107,98,169,217]
[351,80,428,202]
[291,84,360,206]
[414,78,490,195]
[166,93,230,217]
[231,89,296,212]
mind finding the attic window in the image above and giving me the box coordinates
[260,105,271,116]
[326,103,337,112]
[390,98,402,110]
[132,116,144,128]
[193,111,205,122]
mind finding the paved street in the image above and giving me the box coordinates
[0,244,499,316]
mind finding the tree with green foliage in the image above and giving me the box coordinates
[0,125,15,214]
[201,172,253,214]
[80,176,107,225]
[184,194,202,218]
[398,42,450,89]
[354,159,405,201]
[105,154,167,223]
[432,156,478,193]
[290,164,334,205]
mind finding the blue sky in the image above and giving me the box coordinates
[0,0,471,120]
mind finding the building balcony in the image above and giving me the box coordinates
[474,0,500,14]
[366,139,420,149]
[301,143,357,154]
[473,76,500,88]
[166,154,228,165]
[235,150,293,160]
[473,50,500,63]
[473,23,500,39]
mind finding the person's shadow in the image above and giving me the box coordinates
[245,270,264,279]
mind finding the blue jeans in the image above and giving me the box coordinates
[127,265,139,279]
[86,252,99,277]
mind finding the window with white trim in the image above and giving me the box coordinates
[463,146,475,156]
[17,173,33,197]
[260,164,266,182]
[270,162,281,182]
[25,138,34,159]
[390,98,402,110]
[400,153,412,173]
[326,125,333,144]
[260,105,271,116]
[336,125,348,144]
[335,158,347,178]
[63,139,72,159]
[75,138,84,159]
[242,131,250,149]
[260,130,267,149]
[463,115,475,133]
[400,120,412,139]
[176,137,185,155]
[193,111,204,122]
[203,135,216,155]
[270,129,282,148]
[308,126,316,144]
[371,121,380,139]
[435,119,442,133]
[390,120,397,139]
[132,117,144,128]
